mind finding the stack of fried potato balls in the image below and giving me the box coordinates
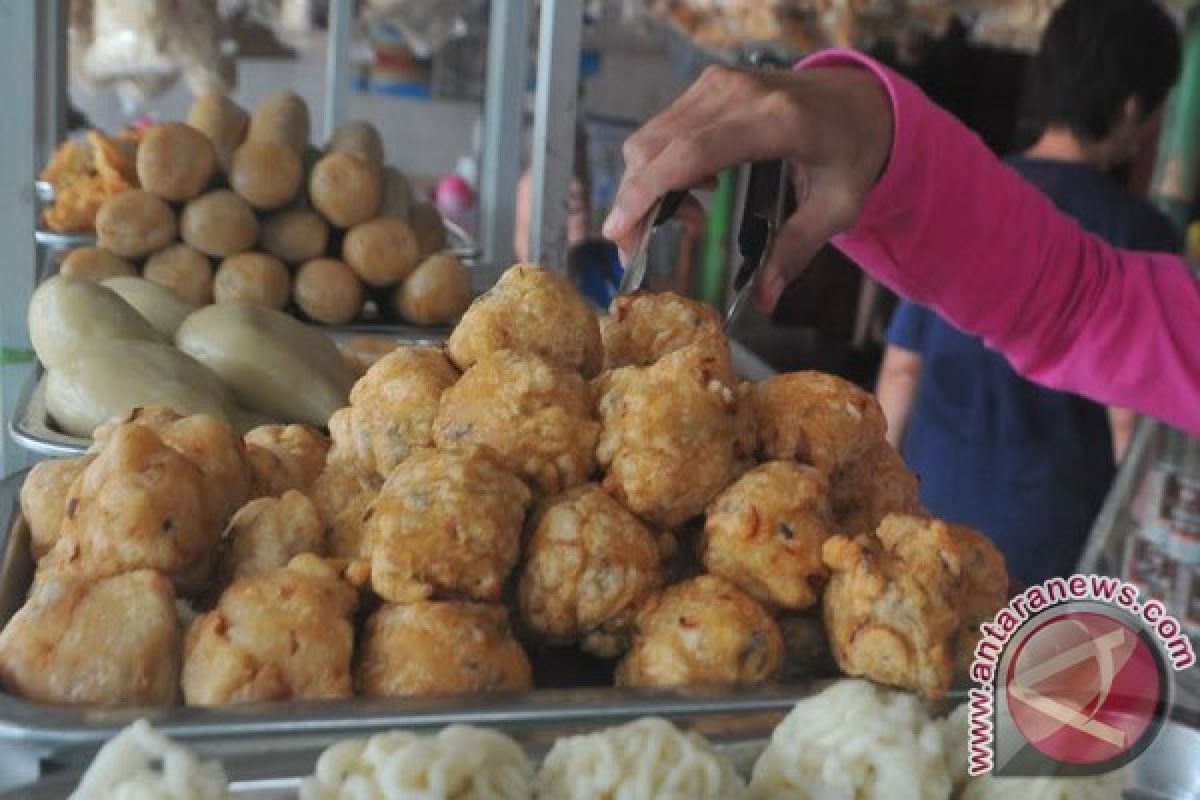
[0,266,1009,710]
[63,91,470,327]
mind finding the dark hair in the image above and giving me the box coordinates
[1020,0,1181,142]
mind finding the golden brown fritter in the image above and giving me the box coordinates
[446,264,603,378]
[20,455,93,560]
[182,555,357,706]
[217,490,325,585]
[822,514,964,699]
[594,347,736,527]
[434,350,599,496]
[602,291,734,384]
[752,372,887,475]
[308,461,380,559]
[356,602,532,697]
[518,485,664,657]
[950,524,1007,675]
[327,347,459,480]
[831,441,921,537]
[244,423,331,497]
[700,461,835,610]
[0,569,179,706]
[616,575,784,688]
[43,424,221,594]
[366,447,531,603]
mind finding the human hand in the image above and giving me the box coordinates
[603,64,893,311]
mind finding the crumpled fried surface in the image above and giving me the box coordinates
[831,441,921,537]
[308,461,380,560]
[217,490,325,586]
[20,455,94,561]
[244,423,330,498]
[601,291,734,385]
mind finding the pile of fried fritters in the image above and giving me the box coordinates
[0,264,1008,709]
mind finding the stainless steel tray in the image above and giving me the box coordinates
[34,229,96,250]
[8,365,88,457]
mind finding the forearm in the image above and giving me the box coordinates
[876,347,921,448]
[801,50,1200,435]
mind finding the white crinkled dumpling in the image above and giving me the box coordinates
[70,720,228,800]
[748,679,950,800]
[536,717,746,800]
[300,725,534,800]
[962,770,1129,800]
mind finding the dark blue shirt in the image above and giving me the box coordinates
[887,157,1178,586]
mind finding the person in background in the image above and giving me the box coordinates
[873,0,1180,586]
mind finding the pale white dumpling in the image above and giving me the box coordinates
[537,717,746,800]
[69,720,229,800]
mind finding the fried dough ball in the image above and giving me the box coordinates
[822,514,964,699]
[294,258,363,325]
[603,291,734,383]
[96,190,177,259]
[339,335,398,377]
[214,252,290,309]
[310,152,382,228]
[181,190,258,258]
[379,166,415,220]
[228,139,304,211]
[143,243,215,305]
[410,201,446,257]
[0,569,179,706]
[447,264,603,377]
[518,485,663,656]
[20,455,95,560]
[329,120,384,166]
[366,447,531,603]
[395,252,471,325]
[187,91,249,171]
[616,575,783,688]
[751,372,887,475]
[182,555,356,706]
[831,442,921,537]
[259,208,329,264]
[308,462,380,559]
[594,347,736,527]
[247,90,311,154]
[42,424,219,593]
[217,490,325,585]
[244,423,330,497]
[701,461,835,610]
[342,218,420,287]
[357,603,532,697]
[328,347,459,480]
[434,349,598,496]
[950,524,1007,674]
[136,123,216,202]
[60,247,136,281]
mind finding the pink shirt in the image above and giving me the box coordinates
[799,50,1200,435]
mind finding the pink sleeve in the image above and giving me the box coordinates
[798,49,1200,436]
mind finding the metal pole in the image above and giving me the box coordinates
[529,0,583,271]
[324,0,353,142]
[479,0,530,274]
[1151,8,1200,231]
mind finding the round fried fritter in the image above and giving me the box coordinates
[60,247,136,282]
[309,152,382,228]
[379,166,415,220]
[603,291,734,383]
[181,189,258,258]
[187,91,249,171]
[327,346,458,480]
[294,258,363,325]
[751,372,887,475]
[43,423,220,593]
[357,602,532,697]
[594,347,736,528]
[0,569,179,706]
[518,485,663,657]
[136,123,216,202]
[395,252,471,325]
[342,218,420,287]
[616,575,783,688]
[244,423,330,497]
[831,441,920,537]
[247,90,310,154]
[20,455,94,560]
[434,349,598,496]
[182,555,356,706]
[95,189,177,259]
[229,139,304,210]
[217,490,324,586]
[329,120,384,166]
[949,524,1007,675]
[143,243,215,306]
[213,252,290,309]
[409,201,446,258]
[821,514,964,700]
[446,264,603,377]
[259,208,329,265]
[366,447,531,603]
[701,461,835,610]
[308,461,380,560]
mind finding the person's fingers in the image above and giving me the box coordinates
[613,191,706,265]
